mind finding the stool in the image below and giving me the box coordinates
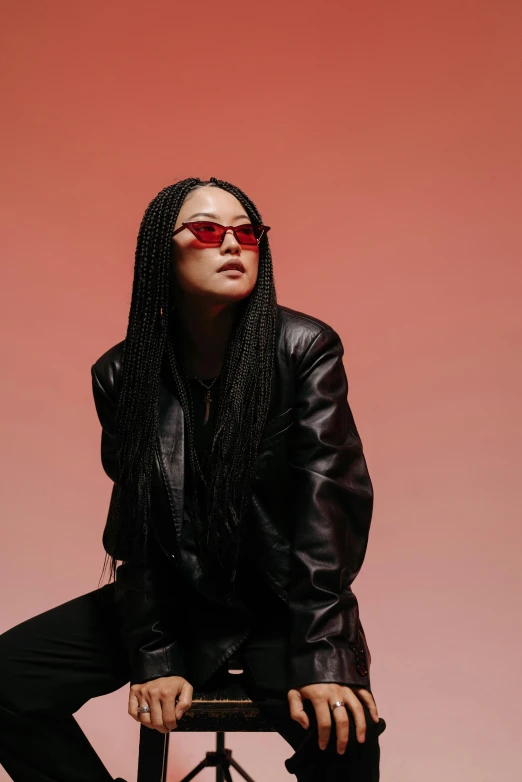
[137,654,277,782]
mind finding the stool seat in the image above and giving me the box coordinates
[176,674,277,732]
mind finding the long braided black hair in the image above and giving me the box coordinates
[98,176,278,596]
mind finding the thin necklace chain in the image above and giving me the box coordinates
[166,333,221,426]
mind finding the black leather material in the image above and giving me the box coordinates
[91,304,374,693]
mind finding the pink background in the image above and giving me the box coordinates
[1,1,521,780]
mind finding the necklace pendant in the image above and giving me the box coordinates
[203,390,211,425]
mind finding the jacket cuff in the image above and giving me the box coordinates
[288,639,371,692]
[130,639,188,686]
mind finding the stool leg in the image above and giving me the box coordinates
[173,728,259,782]
[137,725,170,782]
[228,757,257,782]
[179,759,209,782]
[216,732,225,782]
[162,729,170,782]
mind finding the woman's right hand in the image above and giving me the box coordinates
[129,675,194,733]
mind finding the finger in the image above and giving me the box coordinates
[136,698,153,729]
[312,699,332,751]
[159,686,179,732]
[129,687,153,729]
[147,684,169,734]
[137,704,154,729]
[331,703,349,755]
[342,687,366,743]
[176,681,194,720]
[352,686,380,722]
[128,688,140,722]
[287,689,309,730]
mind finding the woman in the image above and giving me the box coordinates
[0,176,386,781]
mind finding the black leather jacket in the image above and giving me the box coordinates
[91,304,375,693]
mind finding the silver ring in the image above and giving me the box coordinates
[331,701,345,711]
[138,705,151,714]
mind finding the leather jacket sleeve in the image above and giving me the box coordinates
[287,327,374,692]
[91,363,188,686]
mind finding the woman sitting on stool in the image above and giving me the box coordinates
[0,176,386,782]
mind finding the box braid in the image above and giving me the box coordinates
[99,176,278,599]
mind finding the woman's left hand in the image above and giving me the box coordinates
[287,683,379,754]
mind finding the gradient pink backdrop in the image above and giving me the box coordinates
[1,1,521,780]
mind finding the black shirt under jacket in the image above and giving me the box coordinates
[181,373,289,627]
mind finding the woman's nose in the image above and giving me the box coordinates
[221,229,241,251]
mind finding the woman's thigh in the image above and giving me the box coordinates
[0,582,130,717]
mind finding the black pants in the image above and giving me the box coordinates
[0,583,386,781]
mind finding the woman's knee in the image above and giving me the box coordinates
[285,699,386,775]
[0,621,32,712]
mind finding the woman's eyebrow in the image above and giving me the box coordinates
[186,211,250,221]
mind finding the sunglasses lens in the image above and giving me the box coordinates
[234,224,260,245]
[190,222,223,242]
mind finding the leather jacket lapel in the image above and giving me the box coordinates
[156,372,185,543]
[155,373,247,612]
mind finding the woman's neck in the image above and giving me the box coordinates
[171,297,241,379]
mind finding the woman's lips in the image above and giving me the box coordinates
[218,261,245,272]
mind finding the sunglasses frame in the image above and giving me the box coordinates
[172,220,271,246]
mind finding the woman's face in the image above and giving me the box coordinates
[171,186,260,304]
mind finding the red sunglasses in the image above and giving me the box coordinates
[172,220,270,246]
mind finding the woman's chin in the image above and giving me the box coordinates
[211,281,255,302]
